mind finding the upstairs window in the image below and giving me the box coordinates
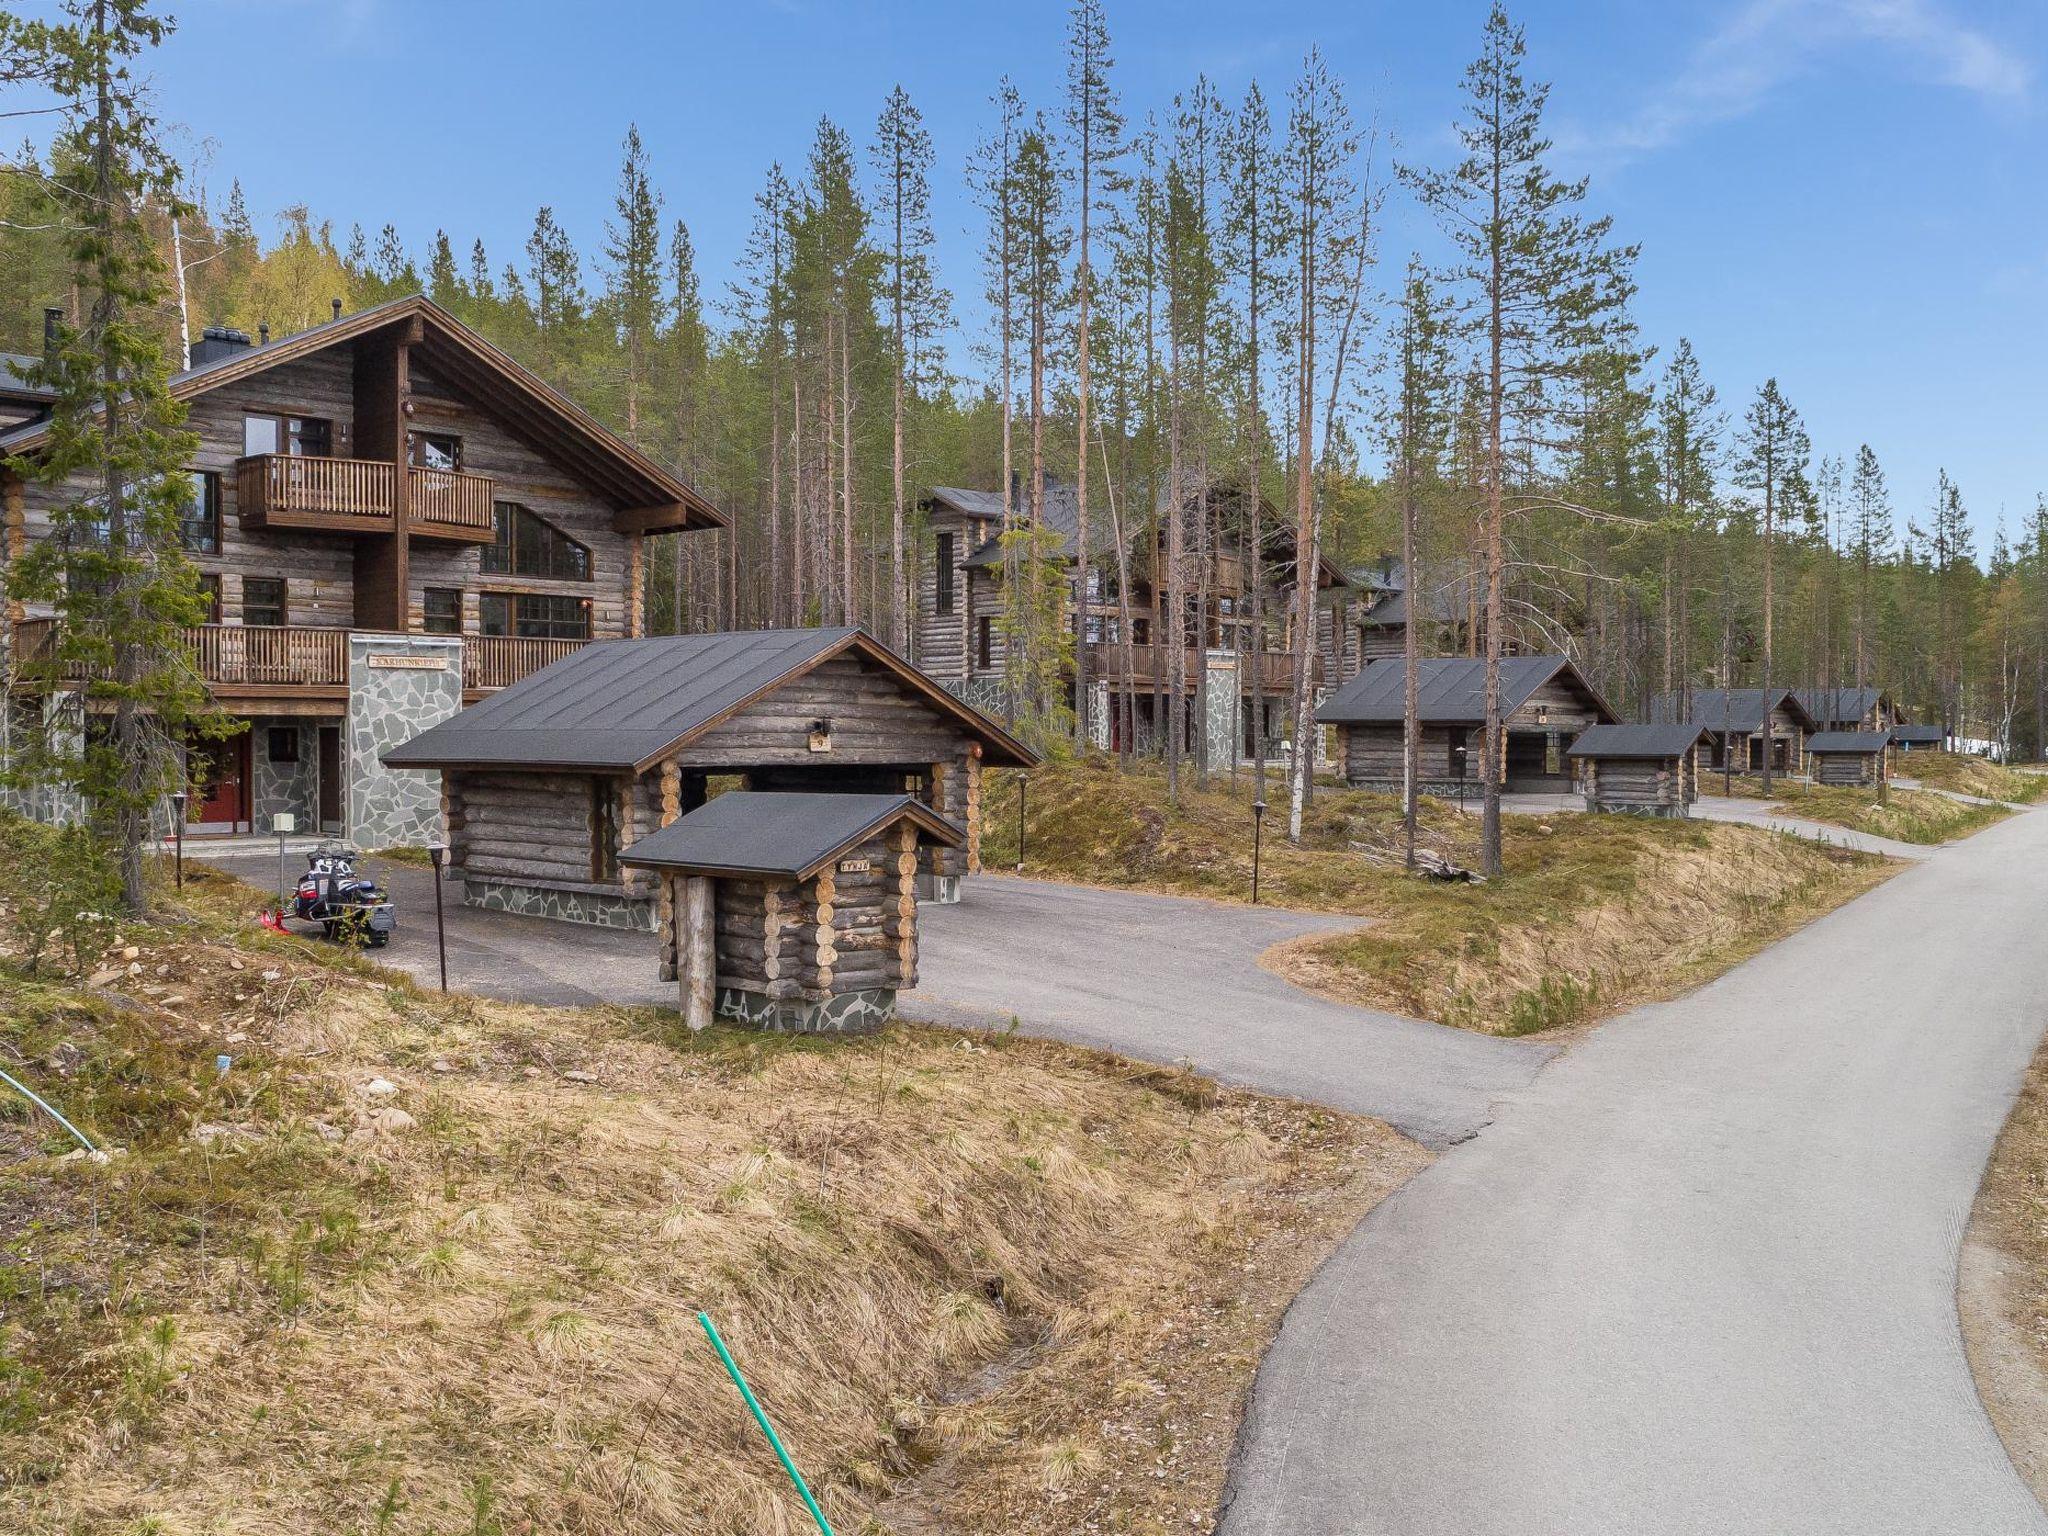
[243,577,287,628]
[410,432,462,472]
[422,587,463,635]
[178,470,221,555]
[479,591,590,641]
[934,531,955,616]
[483,502,590,581]
[243,414,331,458]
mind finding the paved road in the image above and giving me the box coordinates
[212,855,1549,1146]
[1221,802,2048,1535]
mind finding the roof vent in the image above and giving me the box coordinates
[42,306,62,366]
[189,325,253,368]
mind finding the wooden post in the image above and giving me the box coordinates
[812,868,837,996]
[763,880,787,984]
[965,743,983,874]
[657,759,681,982]
[889,820,918,988]
[681,874,714,1032]
[627,534,646,638]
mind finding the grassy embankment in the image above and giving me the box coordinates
[1699,767,2011,844]
[0,815,1423,1536]
[985,757,1893,1035]
[1896,750,2048,805]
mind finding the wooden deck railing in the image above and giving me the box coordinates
[236,454,396,525]
[10,620,584,695]
[463,634,587,690]
[1084,642,1314,694]
[410,466,496,535]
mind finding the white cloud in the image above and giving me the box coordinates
[1567,0,2031,160]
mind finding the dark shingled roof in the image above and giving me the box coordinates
[1566,723,1706,760]
[618,792,962,880]
[1316,655,1614,727]
[0,352,52,401]
[1794,686,1888,726]
[1808,730,1891,754]
[381,627,1036,772]
[1891,723,1946,745]
[1649,687,1817,735]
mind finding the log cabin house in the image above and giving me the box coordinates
[1317,655,1618,795]
[0,295,723,848]
[1567,723,1705,817]
[914,477,1349,760]
[381,626,1036,938]
[1807,730,1890,788]
[1650,688,1817,778]
[619,791,961,1034]
[1890,723,1947,755]
[1794,686,1900,734]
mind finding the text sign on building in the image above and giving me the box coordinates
[838,858,872,875]
[367,655,452,671]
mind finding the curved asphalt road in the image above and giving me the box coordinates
[1222,802,2048,1535]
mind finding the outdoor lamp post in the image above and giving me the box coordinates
[169,790,187,889]
[1251,799,1267,905]
[428,841,449,993]
[1015,775,1027,873]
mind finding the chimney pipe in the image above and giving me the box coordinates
[258,321,270,345]
[330,297,342,322]
[42,306,62,366]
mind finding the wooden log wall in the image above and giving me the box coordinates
[680,653,970,767]
[1814,752,1881,787]
[451,769,612,889]
[708,827,915,1006]
[1339,724,1470,784]
[1585,757,1682,810]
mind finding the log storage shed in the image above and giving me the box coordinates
[1890,723,1946,754]
[1807,730,1891,787]
[619,791,960,1033]
[1318,655,1617,795]
[380,627,1036,938]
[1567,723,1706,817]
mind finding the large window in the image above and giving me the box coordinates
[410,432,462,471]
[934,531,955,616]
[479,591,590,641]
[178,470,221,554]
[243,577,287,627]
[482,502,591,581]
[422,587,463,635]
[243,413,331,458]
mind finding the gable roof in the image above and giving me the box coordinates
[1891,723,1946,745]
[380,626,1037,773]
[1316,655,1615,727]
[0,294,724,535]
[1808,730,1891,754]
[0,352,52,403]
[1567,722,1706,760]
[619,791,962,881]
[1793,686,1890,726]
[1649,687,1818,735]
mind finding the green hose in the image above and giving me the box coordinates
[698,1311,834,1536]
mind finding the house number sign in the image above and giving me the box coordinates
[838,858,872,874]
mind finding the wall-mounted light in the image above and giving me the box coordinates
[807,718,833,753]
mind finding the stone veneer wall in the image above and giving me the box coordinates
[251,718,320,833]
[1203,650,1240,769]
[717,985,897,1035]
[463,876,655,932]
[347,633,464,849]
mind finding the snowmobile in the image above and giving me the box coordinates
[285,843,396,947]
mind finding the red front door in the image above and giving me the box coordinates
[190,728,250,828]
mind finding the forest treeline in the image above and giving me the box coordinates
[3,0,2043,764]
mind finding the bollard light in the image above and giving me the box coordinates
[170,790,188,890]
[1015,776,1027,873]
[428,841,449,993]
[1252,799,1268,905]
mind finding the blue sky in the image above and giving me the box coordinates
[142,0,2045,544]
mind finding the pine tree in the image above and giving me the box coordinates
[1847,444,1891,690]
[969,79,1026,717]
[524,205,588,388]
[1010,118,1068,734]
[1656,339,1720,716]
[1734,377,1809,790]
[603,124,664,442]
[1392,260,1454,865]
[1225,81,1279,789]
[1408,2,1636,874]
[4,0,221,910]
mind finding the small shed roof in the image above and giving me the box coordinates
[383,627,1037,773]
[1650,687,1818,735]
[1891,723,1946,745]
[1317,655,1615,727]
[1807,730,1891,754]
[1566,723,1706,760]
[619,792,962,881]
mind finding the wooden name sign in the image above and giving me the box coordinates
[838,858,872,874]
[368,654,451,671]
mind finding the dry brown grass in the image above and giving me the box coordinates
[987,758,1894,1034]
[1897,751,2048,805]
[0,820,1421,1536]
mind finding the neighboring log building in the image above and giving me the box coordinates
[1318,655,1617,795]
[1794,687,1900,734]
[1567,723,1705,817]
[1650,688,1817,777]
[620,791,961,1034]
[1890,723,1946,754]
[381,627,1035,938]
[1807,730,1890,787]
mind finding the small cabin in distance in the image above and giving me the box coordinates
[1318,655,1617,796]
[1651,688,1816,777]
[1890,723,1946,755]
[1568,723,1705,818]
[1808,731,1890,788]
[1795,687,1900,735]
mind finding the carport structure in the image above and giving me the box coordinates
[381,627,1037,959]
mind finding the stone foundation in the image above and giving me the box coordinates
[463,877,655,931]
[1589,800,1687,819]
[717,985,896,1034]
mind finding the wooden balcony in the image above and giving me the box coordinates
[234,454,496,540]
[1085,642,1315,696]
[237,454,396,532]
[11,619,582,702]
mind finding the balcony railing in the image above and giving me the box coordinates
[11,618,582,696]
[410,466,497,540]
[1084,642,1314,695]
[237,454,396,530]
[233,454,496,540]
